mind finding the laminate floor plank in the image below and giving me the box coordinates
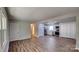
[8,36,77,52]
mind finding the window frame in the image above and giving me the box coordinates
[0,8,7,50]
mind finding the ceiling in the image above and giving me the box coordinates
[6,7,79,22]
[42,16,76,24]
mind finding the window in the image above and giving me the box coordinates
[1,13,7,46]
[2,14,7,30]
[49,26,54,31]
[0,8,7,50]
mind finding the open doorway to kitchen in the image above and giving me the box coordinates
[38,17,76,39]
[44,23,59,36]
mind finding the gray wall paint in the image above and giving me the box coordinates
[76,16,79,48]
[0,8,1,51]
[10,21,31,41]
[60,21,76,39]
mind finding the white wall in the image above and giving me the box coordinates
[60,21,76,39]
[10,21,31,41]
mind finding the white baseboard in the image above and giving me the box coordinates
[10,37,31,42]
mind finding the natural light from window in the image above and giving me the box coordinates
[49,26,54,31]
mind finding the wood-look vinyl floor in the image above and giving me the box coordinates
[9,36,77,52]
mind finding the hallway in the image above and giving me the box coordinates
[9,36,76,52]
